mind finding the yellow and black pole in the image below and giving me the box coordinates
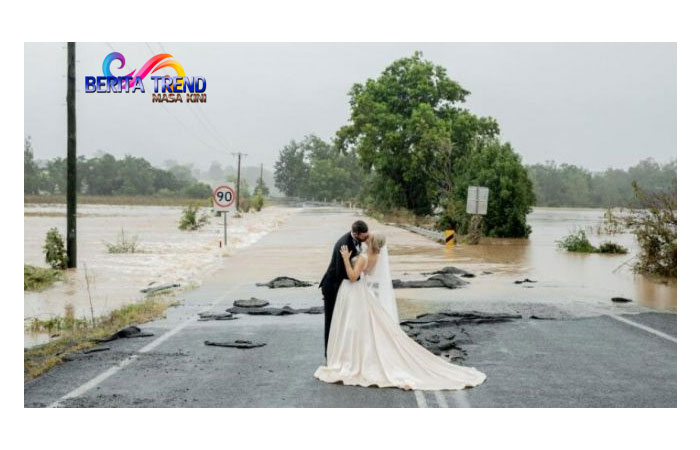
[444,229,456,247]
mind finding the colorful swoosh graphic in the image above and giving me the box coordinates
[102,52,185,89]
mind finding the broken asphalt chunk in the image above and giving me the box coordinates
[204,340,266,349]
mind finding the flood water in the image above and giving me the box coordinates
[24,204,296,347]
[386,208,676,315]
[24,204,676,348]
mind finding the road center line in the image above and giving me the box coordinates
[604,313,677,343]
[414,390,428,408]
[434,391,449,408]
[47,286,239,408]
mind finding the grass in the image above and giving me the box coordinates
[24,296,180,382]
[25,194,210,207]
[24,264,64,291]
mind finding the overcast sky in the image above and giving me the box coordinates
[24,42,676,172]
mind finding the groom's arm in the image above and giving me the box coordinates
[334,234,354,280]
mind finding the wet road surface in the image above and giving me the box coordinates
[24,207,676,407]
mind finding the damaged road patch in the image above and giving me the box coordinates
[226,304,324,316]
[392,273,468,289]
[421,266,476,278]
[197,312,238,321]
[255,277,314,288]
[400,311,522,363]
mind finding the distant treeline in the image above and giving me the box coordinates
[24,137,212,198]
[527,158,676,208]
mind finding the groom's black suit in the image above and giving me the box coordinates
[320,231,360,357]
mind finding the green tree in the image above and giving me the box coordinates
[336,52,473,214]
[24,137,41,194]
[273,139,311,197]
[440,139,536,237]
[335,51,533,236]
[115,155,156,196]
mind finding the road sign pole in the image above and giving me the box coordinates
[213,184,236,246]
[224,211,227,246]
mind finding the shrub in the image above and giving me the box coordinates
[43,228,68,269]
[104,228,139,253]
[556,229,598,253]
[252,193,264,211]
[178,204,209,230]
[239,197,251,213]
[597,208,625,235]
[597,241,629,254]
[624,183,676,277]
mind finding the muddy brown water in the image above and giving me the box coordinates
[24,204,676,348]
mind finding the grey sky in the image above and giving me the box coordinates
[24,42,676,172]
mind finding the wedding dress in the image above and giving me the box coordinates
[314,250,487,391]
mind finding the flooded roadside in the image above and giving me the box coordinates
[24,203,298,347]
[387,208,676,314]
[24,205,676,348]
[203,206,676,323]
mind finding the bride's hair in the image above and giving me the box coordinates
[369,233,386,254]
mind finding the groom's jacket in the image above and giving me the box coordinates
[320,231,359,301]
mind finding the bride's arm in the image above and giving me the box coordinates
[340,245,366,282]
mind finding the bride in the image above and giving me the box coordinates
[314,233,487,390]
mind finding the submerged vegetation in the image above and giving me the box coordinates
[104,228,140,253]
[43,228,68,270]
[178,204,209,230]
[557,229,598,253]
[597,241,629,254]
[557,229,628,254]
[24,297,180,382]
[24,264,64,291]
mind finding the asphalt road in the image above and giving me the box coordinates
[24,207,677,408]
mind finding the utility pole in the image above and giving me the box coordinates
[259,163,263,192]
[231,152,247,211]
[66,42,77,268]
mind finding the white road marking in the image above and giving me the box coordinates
[47,286,239,408]
[451,390,471,408]
[604,313,677,343]
[433,391,449,408]
[414,390,428,408]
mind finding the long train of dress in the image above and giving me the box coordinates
[314,256,487,390]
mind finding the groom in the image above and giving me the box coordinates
[319,220,370,357]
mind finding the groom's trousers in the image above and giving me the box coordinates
[322,281,340,358]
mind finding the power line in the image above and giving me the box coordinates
[102,42,222,154]
[141,42,232,155]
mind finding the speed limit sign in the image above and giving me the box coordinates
[213,184,236,212]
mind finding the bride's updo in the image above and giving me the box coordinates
[369,233,386,254]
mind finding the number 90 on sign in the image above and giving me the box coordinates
[213,185,236,212]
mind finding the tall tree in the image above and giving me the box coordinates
[24,137,41,194]
[273,139,310,197]
[336,51,533,236]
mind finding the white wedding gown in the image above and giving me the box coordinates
[314,254,487,390]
